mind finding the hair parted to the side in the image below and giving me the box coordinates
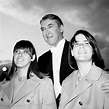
[68,29,105,70]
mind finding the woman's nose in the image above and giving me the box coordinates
[18,51,23,56]
[79,43,84,48]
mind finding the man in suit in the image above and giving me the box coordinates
[38,14,109,107]
[38,14,73,107]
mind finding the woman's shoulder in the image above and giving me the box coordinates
[95,70,109,87]
[0,80,9,89]
[31,75,52,85]
[100,70,109,81]
[32,76,53,92]
[62,70,77,84]
[40,76,52,84]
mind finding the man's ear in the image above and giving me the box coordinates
[31,54,35,61]
[60,25,64,33]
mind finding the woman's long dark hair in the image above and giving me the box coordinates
[7,40,45,80]
[68,30,105,70]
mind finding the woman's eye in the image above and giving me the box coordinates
[85,42,90,45]
[15,50,19,53]
[74,43,79,46]
[23,51,27,54]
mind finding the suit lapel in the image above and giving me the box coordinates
[60,40,72,84]
[48,51,53,82]
[60,40,69,73]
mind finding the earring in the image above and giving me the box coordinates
[71,50,74,56]
[31,55,35,61]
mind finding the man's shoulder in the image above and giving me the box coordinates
[38,50,51,59]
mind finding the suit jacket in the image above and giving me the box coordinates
[59,65,109,109]
[0,75,57,109]
[38,40,73,85]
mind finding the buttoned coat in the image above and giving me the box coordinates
[38,40,73,85]
[59,65,109,109]
[0,75,57,109]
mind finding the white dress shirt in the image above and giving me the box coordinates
[51,39,65,98]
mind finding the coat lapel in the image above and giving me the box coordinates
[3,76,40,105]
[63,71,92,105]
[59,40,73,84]
[64,64,102,105]
[3,80,14,103]
[67,78,92,104]
[12,77,40,105]
[63,72,76,97]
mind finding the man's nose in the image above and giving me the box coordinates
[45,29,50,35]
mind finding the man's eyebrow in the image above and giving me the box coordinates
[48,23,53,26]
[40,23,53,30]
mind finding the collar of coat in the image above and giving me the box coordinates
[62,64,106,104]
[2,75,43,105]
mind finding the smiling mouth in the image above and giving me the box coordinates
[17,58,24,62]
[78,51,87,54]
[47,36,53,39]
[46,34,53,38]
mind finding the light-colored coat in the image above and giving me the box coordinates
[0,76,57,109]
[59,65,109,109]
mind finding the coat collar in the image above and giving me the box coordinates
[85,63,102,80]
[3,75,40,105]
[63,64,103,105]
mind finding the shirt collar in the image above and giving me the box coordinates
[50,38,65,53]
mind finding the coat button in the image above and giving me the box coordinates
[79,101,82,105]
[1,98,3,101]
[26,99,30,103]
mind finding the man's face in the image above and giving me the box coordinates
[40,19,63,47]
